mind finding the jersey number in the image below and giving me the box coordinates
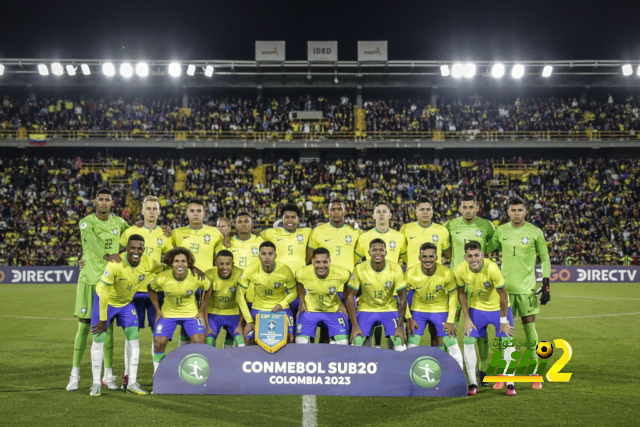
[287,245,293,256]
[189,243,200,254]
[264,289,273,296]
[146,247,155,257]
[374,290,383,299]
[219,296,230,303]
[104,240,112,250]
[175,297,183,305]
[338,317,346,327]
[127,284,134,291]
[239,257,247,268]
[336,245,341,256]
[425,293,435,301]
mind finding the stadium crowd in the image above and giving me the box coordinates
[0,154,638,267]
[2,94,640,137]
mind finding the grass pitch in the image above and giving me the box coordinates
[1,283,638,426]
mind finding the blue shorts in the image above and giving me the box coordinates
[91,297,139,329]
[409,311,448,337]
[469,308,514,338]
[356,311,399,337]
[207,313,242,338]
[114,292,164,329]
[296,311,349,339]
[154,317,206,339]
[245,307,294,338]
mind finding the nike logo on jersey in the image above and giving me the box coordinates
[119,278,126,281]
[325,239,332,242]
[277,239,284,241]
[182,236,190,240]
[410,236,417,239]
[232,250,239,252]
[502,238,508,241]
[456,231,462,234]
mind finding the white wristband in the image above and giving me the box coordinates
[500,316,508,324]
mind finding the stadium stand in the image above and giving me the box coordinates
[0,154,637,267]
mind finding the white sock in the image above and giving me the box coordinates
[463,343,478,386]
[128,340,140,385]
[224,344,234,349]
[236,343,246,347]
[407,343,419,348]
[71,367,80,377]
[447,343,465,372]
[124,339,130,376]
[103,367,113,380]
[91,342,105,385]
[334,339,348,345]
[295,336,310,344]
[153,361,160,373]
[503,345,515,386]
[394,344,407,352]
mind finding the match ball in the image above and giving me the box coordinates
[536,341,553,359]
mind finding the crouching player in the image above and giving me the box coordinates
[90,234,166,396]
[295,248,350,345]
[204,250,246,348]
[405,243,464,371]
[148,247,212,373]
[456,241,514,396]
[344,239,408,351]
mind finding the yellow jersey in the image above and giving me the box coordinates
[260,227,311,273]
[149,270,211,318]
[405,264,457,320]
[348,260,407,312]
[308,223,361,274]
[237,262,297,323]
[215,234,264,269]
[455,259,507,312]
[355,227,407,264]
[205,266,244,315]
[400,222,451,268]
[295,265,351,312]
[120,225,173,264]
[98,253,165,320]
[171,225,222,271]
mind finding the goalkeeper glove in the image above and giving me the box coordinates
[536,278,550,305]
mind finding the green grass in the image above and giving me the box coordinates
[1,283,638,426]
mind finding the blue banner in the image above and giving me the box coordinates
[154,344,468,397]
[0,266,79,284]
[256,311,288,353]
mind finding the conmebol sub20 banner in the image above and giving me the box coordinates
[0,266,79,284]
[357,41,388,61]
[255,41,286,61]
[154,344,467,397]
[535,266,639,283]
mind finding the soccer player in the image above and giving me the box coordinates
[172,198,223,346]
[67,188,129,392]
[89,234,165,396]
[344,239,408,351]
[445,194,495,385]
[456,241,514,396]
[237,241,298,345]
[295,248,351,345]
[119,195,173,389]
[148,247,212,373]
[204,250,246,348]
[405,243,464,371]
[486,196,551,390]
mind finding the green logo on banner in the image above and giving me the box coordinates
[178,353,210,385]
[410,356,442,388]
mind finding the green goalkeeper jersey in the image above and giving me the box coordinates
[486,222,551,295]
[78,214,130,287]
[444,216,495,271]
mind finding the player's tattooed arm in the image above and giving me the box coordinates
[234,311,246,337]
[442,247,452,264]
[344,286,362,343]
[497,286,514,338]
[296,282,308,316]
[395,288,408,343]
[148,284,165,326]
[190,266,206,280]
[458,287,476,336]
[197,286,212,325]
[103,253,122,263]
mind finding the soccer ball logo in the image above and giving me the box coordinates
[157,238,163,246]
[536,341,554,359]
[297,234,304,242]
[252,247,258,255]
[476,230,483,238]
[230,287,237,293]
[329,287,336,294]
[186,290,194,297]
[433,235,439,243]
[346,236,353,243]
[274,282,282,289]
[522,237,529,245]
[139,274,145,282]
[390,241,397,249]
[204,235,211,243]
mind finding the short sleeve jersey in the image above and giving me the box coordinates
[308,223,361,273]
[78,214,130,286]
[295,265,351,312]
[355,227,407,264]
[400,222,451,268]
[100,253,165,307]
[260,227,311,273]
[120,225,173,264]
[238,262,296,317]
[171,225,222,271]
[405,264,457,313]
[215,234,264,269]
[204,266,244,315]
[347,260,407,312]
[149,270,211,318]
[455,259,506,312]
[445,216,495,271]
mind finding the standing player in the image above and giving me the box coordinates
[456,241,514,396]
[445,194,495,385]
[172,198,223,346]
[119,195,173,389]
[405,243,464,371]
[486,196,551,390]
[295,248,351,345]
[67,188,129,392]
[148,247,212,373]
[237,241,298,345]
[89,235,165,396]
[344,239,408,351]
[204,250,246,348]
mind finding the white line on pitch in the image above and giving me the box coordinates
[0,315,75,321]
[554,296,640,301]
[302,394,318,427]
[545,312,640,320]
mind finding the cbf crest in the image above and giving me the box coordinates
[385,281,393,289]
[521,237,529,245]
[252,247,258,255]
[433,235,439,243]
[389,241,397,249]
[346,235,353,244]
[476,230,483,238]
[274,282,282,289]
[230,287,237,294]
[483,281,491,288]
[329,287,337,294]
[436,285,443,292]
[157,238,163,246]
[138,274,146,282]
[113,228,119,235]
[186,290,194,296]
[255,311,288,353]
[204,235,211,243]
[297,234,304,242]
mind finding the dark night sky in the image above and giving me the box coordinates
[2,0,639,61]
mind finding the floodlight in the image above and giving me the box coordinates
[51,63,64,75]
[136,62,149,77]
[102,63,115,76]
[81,64,91,75]
[204,65,214,77]
[512,64,525,78]
[38,64,49,75]
[542,65,553,77]
[637,65,640,76]
[0,64,4,76]
[491,63,505,78]
[168,63,181,77]
[622,64,633,76]
[451,63,464,78]
[440,65,450,77]
[120,63,133,78]
[187,64,196,76]
[463,63,476,78]
[66,65,76,76]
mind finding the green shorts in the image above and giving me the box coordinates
[509,293,539,318]
[74,282,96,319]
